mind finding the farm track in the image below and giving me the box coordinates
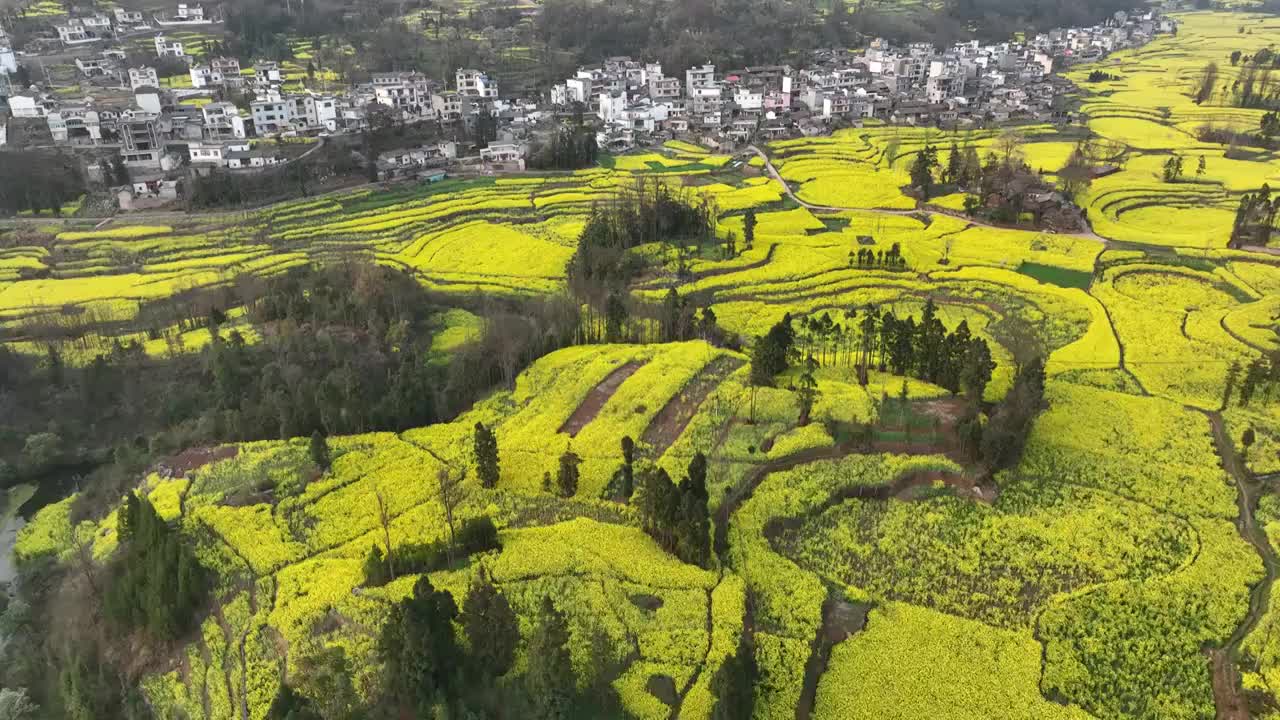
[641,356,745,456]
[1205,410,1277,718]
[557,360,646,437]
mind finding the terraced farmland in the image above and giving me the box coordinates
[5,11,1280,720]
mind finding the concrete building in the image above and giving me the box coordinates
[455,68,497,98]
[119,111,164,167]
[202,102,247,139]
[685,64,715,96]
[129,66,159,89]
[154,35,185,58]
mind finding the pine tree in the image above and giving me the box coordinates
[526,596,576,720]
[309,430,330,471]
[378,576,460,716]
[556,447,581,497]
[795,355,819,425]
[711,633,756,720]
[474,422,500,489]
[363,543,388,586]
[910,145,939,200]
[945,141,962,185]
[743,208,757,250]
[462,569,518,678]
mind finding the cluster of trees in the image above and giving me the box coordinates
[1263,111,1280,138]
[568,178,715,301]
[1226,50,1280,108]
[0,150,87,217]
[958,356,1046,469]
[634,454,713,567]
[1231,183,1279,247]
[186,143,362,209]
[1226,352,1280,408]
[363,516,500,586]
[339,573,628,719]
[527,122,599,171]
[782,302,996,400]
[850,243,908,270]
[1087,70,1120,82]
[104,494,207,640]
[0,263,583,494]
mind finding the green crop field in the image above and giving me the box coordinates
[3,10,1280,720]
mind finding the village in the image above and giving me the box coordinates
[0,2,1179,210]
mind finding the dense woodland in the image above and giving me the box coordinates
[0,263,583,497]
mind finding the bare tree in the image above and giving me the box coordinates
[64,521,100,601]
[436,467,469,564]
[994,130,1025,166]
[375,490,395,581]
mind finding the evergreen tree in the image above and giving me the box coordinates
[556,447,581,497]
[711,633,756,720]
[525,596,576,720]
[104,494,207,641]
[462,569,518,679]
[378,576,461,716]
[309,429,330,470]
[474,421,500,489]
[635,464,680,552]
[743,209,757,250]
[363,543,388,586]
[945,141,962,185]
[795,355,819,425]
[910,145,939,200]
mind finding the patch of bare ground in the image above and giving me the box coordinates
[641,356,745,455]
[557,360,646,437]
[154,445,239,479]
[795,596,871,720]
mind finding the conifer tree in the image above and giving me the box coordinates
[474,421,500,489]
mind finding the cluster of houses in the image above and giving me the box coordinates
[0,1,1177,208]
[568,9,1177,149]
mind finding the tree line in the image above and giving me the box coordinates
[0,263,583,501]
[1231,183,1279,247]
[777,301,996,400]
[0,150,88,217]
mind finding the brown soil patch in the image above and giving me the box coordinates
[1208,649,1249,720]
[155,445,239,479]
[645,674,678,707]
[557,360,645,437]
[640,356,745,455]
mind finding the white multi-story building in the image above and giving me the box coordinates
[154,35,185,58]
[47,102,104,143]
[114,8,145,24]
[250,97,292,134]
[455,68,497,98]
[190,57,241,88]
[201,102,247,139]
[176,3,205,21]
[128,66,159,89]
[56,17,111,45]
[685,64,715,96]
[372,71,434,111]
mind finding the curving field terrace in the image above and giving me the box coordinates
[6,10,1280,720]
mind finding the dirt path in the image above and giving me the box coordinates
[745,145,1109,245]
[641,356,745,456]
[794,597,870,720]
[557,361,646,437]
[1205,410,1277,719]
